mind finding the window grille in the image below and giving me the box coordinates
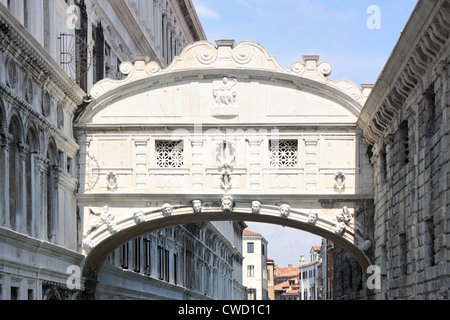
[270,140,298,168]
[156,141,184,168]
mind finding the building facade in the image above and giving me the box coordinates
[358,0,450,300]
[0,0,247,300]
[298,248,321,300]
[266,258,275,300]
[2,0,446,301]
[319,238,335,300]
[273,264,300,300]
[242,229,269,300]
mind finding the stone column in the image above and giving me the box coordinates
[18,143,29,234]
[0,132,12,228]
[34,155,49,240]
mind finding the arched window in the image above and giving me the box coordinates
[8,116,23,231]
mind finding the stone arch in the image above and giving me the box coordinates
[80,202,372,296]
[75,40,375,298]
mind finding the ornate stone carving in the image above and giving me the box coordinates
[162,203,173,217]
[335,206,353,236]
[318,62,332,77]
[291,61,305,75]
[334,171,346,190]
[83,240,96,251]
[279,204,291,218]
[192,200,202,213]
[213,77,237,107]
[221,196,234,213]
[86,206,118,235]
[106,172,118,191]
[233,45,254,65]
[308,212,319,225]
[217,140,236,191]
[251,201,261,214]
[196,44,218,65]
[134,211,145,224]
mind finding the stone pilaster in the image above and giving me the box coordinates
[190,138,205,190]
[304,138,319,191]
[0,132,13,229]
[134,138,149,190]
[247,137,263,190]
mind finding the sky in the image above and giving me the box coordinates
[191,0,418,267]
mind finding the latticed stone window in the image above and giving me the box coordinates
[269,140,298,168]
[156,140,184,168]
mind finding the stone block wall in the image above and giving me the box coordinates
[371,52,449,300]
[356,0,450,300]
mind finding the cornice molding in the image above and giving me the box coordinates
[106,0,159,64]
[176,0,207,42]
[82,40,365,124]
[358,0,450,146]
[0,5,86,106]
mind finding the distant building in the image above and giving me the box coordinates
[320,239,335,300]
[274,264,300,300]
[273,264,301,300]
[298,247,321,300]
[273,246,321,300]
[242,230,269,300]
[267,258,275,300]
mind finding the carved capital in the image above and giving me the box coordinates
[0,132,13,150]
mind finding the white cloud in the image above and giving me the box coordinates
[195,4,220,19]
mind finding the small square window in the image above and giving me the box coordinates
[270,140,298,168]
[156,141,184,168]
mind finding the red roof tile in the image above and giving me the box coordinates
[243,229,261,236]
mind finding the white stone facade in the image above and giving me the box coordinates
[0,0,247,301]
[2,0,445,301]
[77,39,375,300]
[243,230,269,300]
